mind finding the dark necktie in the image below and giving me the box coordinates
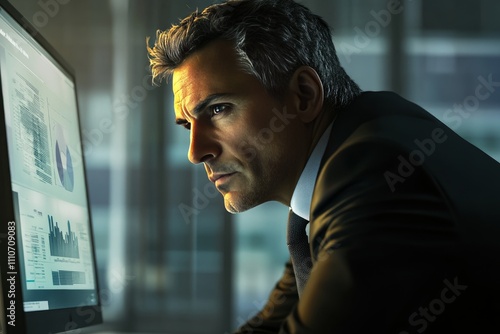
[287,210,312,297]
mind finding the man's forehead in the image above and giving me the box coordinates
[172,40,247,113]
[172,66,191,100]
[172,63,202,115]
[172,44,220,99]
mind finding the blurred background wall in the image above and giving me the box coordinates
[10,0,500,333]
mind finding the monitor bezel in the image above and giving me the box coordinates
[0,0,103,333]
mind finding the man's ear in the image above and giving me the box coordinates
[289,66,324,123]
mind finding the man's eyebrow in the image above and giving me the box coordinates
[175,93,233,124]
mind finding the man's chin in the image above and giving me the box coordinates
[223,193,260,214]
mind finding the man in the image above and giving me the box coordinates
[147,0,500,332]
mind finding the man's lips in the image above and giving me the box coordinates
[209,172,236,183]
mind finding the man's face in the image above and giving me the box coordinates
[173,40,307,213]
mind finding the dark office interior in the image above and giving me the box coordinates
[9,0,500,333]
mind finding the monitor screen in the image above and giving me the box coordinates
[0,1,102,333]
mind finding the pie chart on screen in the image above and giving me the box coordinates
[54,125,74,191]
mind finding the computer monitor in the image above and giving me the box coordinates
[0,0,102,333]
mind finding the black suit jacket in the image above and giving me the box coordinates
[234,91,500,333]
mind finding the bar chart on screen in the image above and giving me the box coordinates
[15,189,94,291]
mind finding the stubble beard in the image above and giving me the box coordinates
[221,183,264,213]
[220,167,281,214]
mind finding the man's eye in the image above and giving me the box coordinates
[210,104,228,116]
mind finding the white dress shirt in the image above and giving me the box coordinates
[290,122,333,221]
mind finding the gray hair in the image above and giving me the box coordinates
[147,0,361,109]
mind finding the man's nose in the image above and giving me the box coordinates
[188,122,219,164]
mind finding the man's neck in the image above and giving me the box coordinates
[289,119,334,220]
[307,108,336,157]
[278,108,336,206]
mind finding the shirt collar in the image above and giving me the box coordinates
[290,122,333,221]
